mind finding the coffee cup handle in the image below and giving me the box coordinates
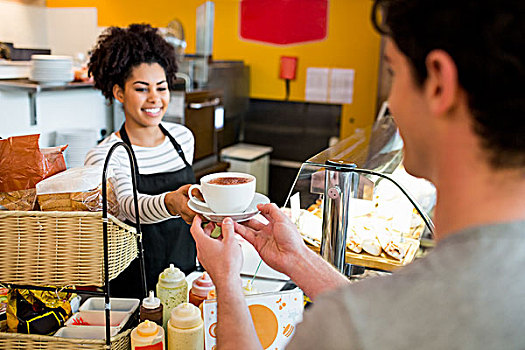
[188,184,208,208]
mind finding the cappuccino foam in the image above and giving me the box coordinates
[208,177,252,185]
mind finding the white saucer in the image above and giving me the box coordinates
[188,193,270,223]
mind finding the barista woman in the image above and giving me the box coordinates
[85,24,197,298]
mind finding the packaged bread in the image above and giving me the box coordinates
[36,165,119,216]
[0,189,37,211]
[0,134,67,210]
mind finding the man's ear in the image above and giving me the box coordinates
[113,84,125,104]
[424,50,460,116]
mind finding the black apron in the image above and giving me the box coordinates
[109,123,197,299]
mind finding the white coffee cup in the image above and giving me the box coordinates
[188,172,256,213]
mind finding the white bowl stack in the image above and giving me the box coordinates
[30,55,74,85]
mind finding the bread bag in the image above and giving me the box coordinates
[36,165,119,215]
[0,134,66,210]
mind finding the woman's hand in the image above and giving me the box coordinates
[165,184,197,224]
[234,203,309,276]
[190,215,244,287]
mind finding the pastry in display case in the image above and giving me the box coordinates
[281,110,435,272]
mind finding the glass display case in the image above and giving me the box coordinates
[282,108,435,275]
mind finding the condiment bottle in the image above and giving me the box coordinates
[167,302,204,350]
[198,289,216,316]
[140,290,163,326]
[242,280,259,295]
[157,264,188,330]
[131,320,165,350]
[206,289,216,300]
[188,272,214,308]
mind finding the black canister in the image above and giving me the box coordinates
[139,290,163,326]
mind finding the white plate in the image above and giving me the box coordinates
[188,197,210,211]
[31,54,73,61]
[188,192,270,223]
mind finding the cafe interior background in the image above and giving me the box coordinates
[0,0,389,205]
[0,2,441,345]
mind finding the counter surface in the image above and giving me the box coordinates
[0,78,94,93]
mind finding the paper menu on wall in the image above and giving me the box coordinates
[305,67,330,103]
[202,289,304,350]
[329,68,355,104]
[305,67,355,104]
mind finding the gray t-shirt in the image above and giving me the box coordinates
[286,221,525,350]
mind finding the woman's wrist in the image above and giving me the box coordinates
[164,192,178,216]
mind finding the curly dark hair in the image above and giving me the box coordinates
[372,0,525,169]
[88,23,178,103]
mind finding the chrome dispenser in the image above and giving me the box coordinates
[311,161,374,273]
[320,165,358,271]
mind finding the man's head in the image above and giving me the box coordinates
[372,0,525,171]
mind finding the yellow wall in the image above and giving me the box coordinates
[47,0,381,139]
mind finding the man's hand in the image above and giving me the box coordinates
[190,215,244,287]
[165,184,197,224]
[234,203,309,276]
[191,215,263,350]
[237,203,350,300]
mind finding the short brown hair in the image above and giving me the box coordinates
[372,0,525,169]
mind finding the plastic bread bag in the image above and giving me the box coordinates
[36,165,119,216]
[0,135,67,211]
[0,287,7,315]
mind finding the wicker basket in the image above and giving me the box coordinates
[0,328,131,350]
[0,211,138,287]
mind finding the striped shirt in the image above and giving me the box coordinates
[84,122,194,224]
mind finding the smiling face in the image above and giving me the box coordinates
[384,39,435,180]
[113,62,170,130]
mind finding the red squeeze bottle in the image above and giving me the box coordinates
[189,272,214,308]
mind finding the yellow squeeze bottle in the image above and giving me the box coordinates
[168,302,204,350]
[131,320,165,350]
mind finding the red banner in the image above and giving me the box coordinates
[240,0,328,45]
